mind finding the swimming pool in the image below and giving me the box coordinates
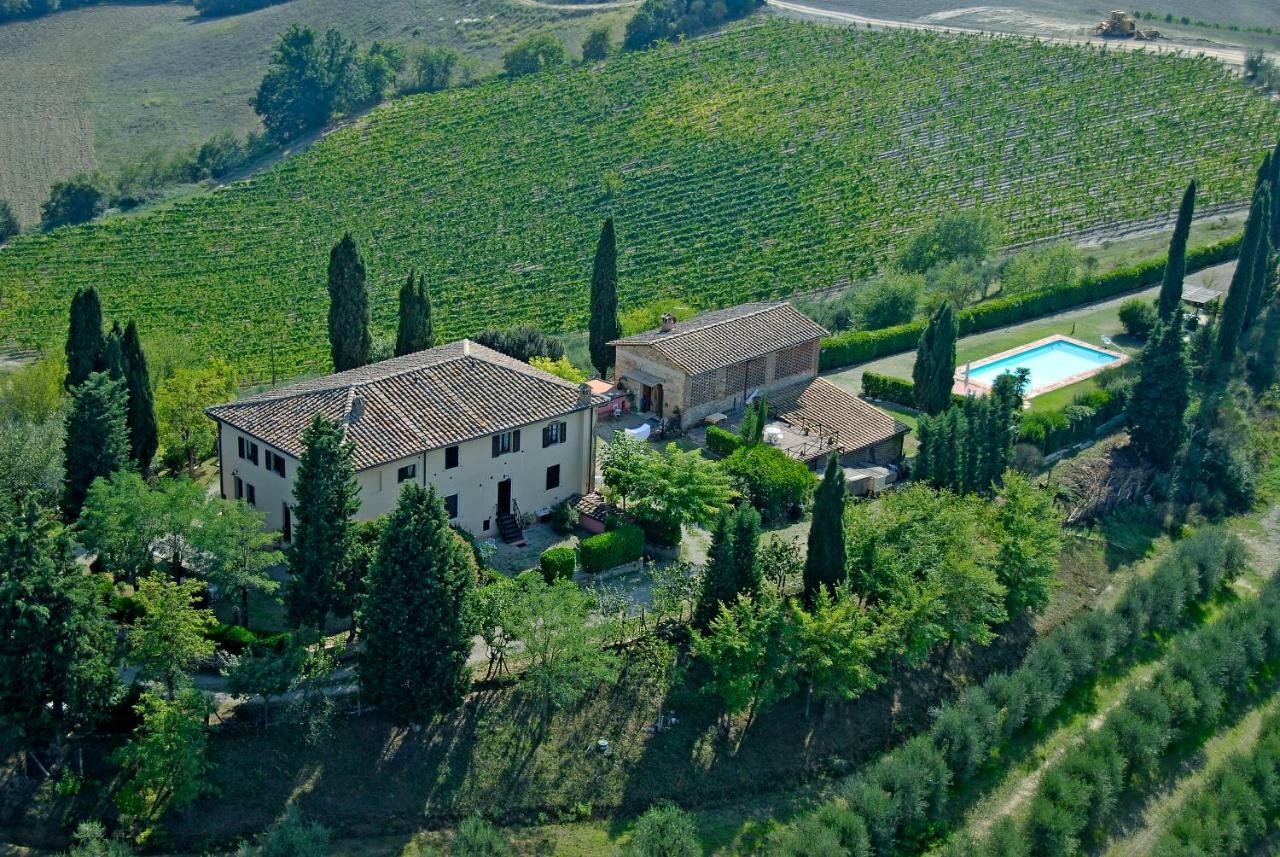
[957,335,1127,398]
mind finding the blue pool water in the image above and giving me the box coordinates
[963,340,1118,393]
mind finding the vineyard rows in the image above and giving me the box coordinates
[0,20,1274,382]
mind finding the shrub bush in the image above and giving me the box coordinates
[634,507,682,548]
[549,500,579,535]
[861,372,916,407]
[819,235,1241,371]
[109,594,144,625]
[706,424,745,457]
[723,444,815,524]
[1017,380,1131,454]
[579,522,644,573]
[1117,297,1156,338]
[207,622,259,655]
[539,546,577,583]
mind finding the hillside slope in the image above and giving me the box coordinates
[0,0,626,223]
[0,19,1274,383]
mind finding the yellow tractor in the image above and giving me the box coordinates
[1095,10,1161,40]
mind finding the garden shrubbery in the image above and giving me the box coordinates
[722,444,815,524]
[861,372,916,407]
[1117,297,1156,338]
[634,507,682,548]
[1018,372,1134,454]
[706,424,745,457]
[579,522,644,573]
[539,546,577,583]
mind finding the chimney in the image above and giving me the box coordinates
[579,382,593,404]
[660,312,677,332]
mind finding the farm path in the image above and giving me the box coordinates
[765,0,1253,66]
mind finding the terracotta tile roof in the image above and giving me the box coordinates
[206,340,595,470]
[609,302,828,374]
[769,378,909,459]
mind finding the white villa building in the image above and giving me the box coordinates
[206,340,599,543]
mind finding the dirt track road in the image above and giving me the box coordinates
[765,0,1253,67]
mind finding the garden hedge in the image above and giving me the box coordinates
[861,372,917,408]
[706,424,745,457]
[819,234,1241,371]
[539,546,577,583]
[579,522,645,573]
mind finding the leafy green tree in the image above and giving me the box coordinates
[912,303,957,415]
[63,372,129,521]
[287,414,359,633]
[853,271,921,330]
[130,574,216,698]
[112,689,212,840]
[247,805,331,857]
[1126,311,1191,467]
[414,45,458,92]
[120,321,158,474]
[79,471,162,581]
[589,217,621,378]
[65,821,135,857]
[395,270,435,357]
[155,359,236,474]
[506,573,621,712]
[452,815,511,857]
[804,454,847,605]
[0,498,119,750]
[635,442,735,528]
[992,471,1060,615]
[65,286,105,390]
[254,25,357,141]
[502,33,566,78]
[1216,183,1270,372]
[223,643,302,728]
[327,232,371,372]
[898,210,1002,274]
[694,591,793,717]
[41,173,106,229]
[601,431,648,509]
[0,409,64,509]
[788,585,884,710]
[1158,180,1196,320]
[582,26,614,63]
[191,499,282,627]
[721,443,814,524]
[0,198,18,244]
[529,355,587,382]
[624,803,703,857]
[359,484,476,722]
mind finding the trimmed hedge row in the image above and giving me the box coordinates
[579,522,644,573]
[1019,379,1132,454]
[861,372,917,408]
[706,424,745,457]
[819,234,1241,371]
[539,546,576,583]
[772,526,1247,856]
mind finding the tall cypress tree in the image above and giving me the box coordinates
[1216,184,1269,372]
[1269,137,1280,251]
[803,454,846,605]
[694,511,737,630]
[358,483,475,723]
[121,321,158,475]
[912,303,957,415]
[588,217,621,379]
[327,233,371,372]
[62,372,129,521]
[394,270,426,357]
[1126,310,1191,467]
[1248,296,1280,393]
[729,505,762,597]
[102,322,125,381]
[64,287,104,390]
[418,274,435,351]
[1244,182,1273,329]
[1158,180,1196,320]
[286,414,360,633]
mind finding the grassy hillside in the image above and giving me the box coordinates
[0,0,629,223]
[0,19,1274,383]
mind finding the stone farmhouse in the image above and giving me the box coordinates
[206,340,598,543]
[611,301,908,469]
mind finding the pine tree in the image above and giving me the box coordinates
[62,372,129,521]
[694,512,737,630]
[1158,180,1196,320]
[1244,181,1273,329]
[121,321,158,475]
[1127,310,1191,467]
[418,274,435,350]
[1216,184,1270,372]
[394,270,426,357]
[729,505,762,597]
[102,322,125,381]
[286,414,359,633]
[588,217,621,379]
[64,286,104,389]
[0,498,119,750]
[912,303,957,415]
[327,232,371,372]
[803,454,846,605]
[358,483,475,723]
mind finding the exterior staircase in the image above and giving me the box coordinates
[497,512,524,544]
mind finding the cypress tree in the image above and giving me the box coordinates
[62,372,129,521]
[418,274,435,350]
[1244,182,1273,329]
[1157,180,1196,320]
[694,512,737,630]
[121,321,158,475]
[1270,137,1280,250]
[358,483,475,723]
[914,417,933,483]
[1216,185,1269,372]
[1126,310,1192,467]
[1248,296,1280,393]
[729,505,762,597]
[588,217,621,379]
[64,286,104,390]
[286,414,360,634]
[394,270,419,357]
[327,232,371,372]
[102,322,125,381]
[912,303,957,415]
[803,454,847,605]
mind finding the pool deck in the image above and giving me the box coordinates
[951,334,1129,399]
